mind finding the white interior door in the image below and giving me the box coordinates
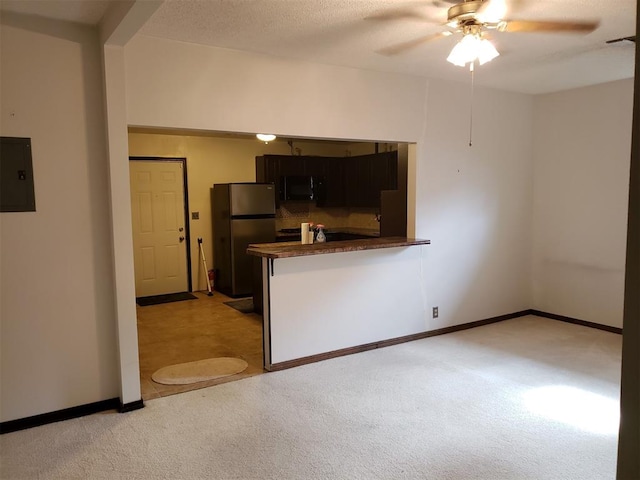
[130,160,188,297]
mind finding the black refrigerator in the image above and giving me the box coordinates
[212,183,276,297]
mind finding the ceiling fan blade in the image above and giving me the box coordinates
[504,19,599,33]
[476,0,508,24]
[376,32,449,56]
[606,35,636,44]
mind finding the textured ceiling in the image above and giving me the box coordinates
[0,0,636,94]
[138,0,636,94]
[0,0,113,25]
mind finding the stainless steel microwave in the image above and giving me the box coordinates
[279,175,324,201]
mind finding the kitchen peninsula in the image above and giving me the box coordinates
[248,237,430,370]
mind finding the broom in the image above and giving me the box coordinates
[198,238,214,296]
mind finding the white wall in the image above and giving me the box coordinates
[125,36,426,142]
[124,35,535,333]
[419,79,534,327]
[269,246,428,364]
[0,18,119,421]
[532,79,634,328]
[0,12,626,424]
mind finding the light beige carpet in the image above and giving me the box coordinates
[151,357,248,385]
[0,317,622,479]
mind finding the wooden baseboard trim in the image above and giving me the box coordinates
[530,310,623,334]
[119,399,145,413]
[406,310,533,341]
[0,398,120,435]
[269,310,531,371]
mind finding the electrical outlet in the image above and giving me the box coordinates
[432,307,439,318]
[192,211,199,220]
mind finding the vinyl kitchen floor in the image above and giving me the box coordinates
[136,291,265,400]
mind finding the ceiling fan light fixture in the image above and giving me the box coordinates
[476,38,499,64]
[446,33,499,67]
[256,133,276,143]
[446,39,471,66]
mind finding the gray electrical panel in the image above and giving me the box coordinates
[1,137,36,212]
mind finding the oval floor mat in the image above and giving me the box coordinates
[151,357,249,385]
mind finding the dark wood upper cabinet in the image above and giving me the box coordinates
[256,154,308,207]
[324,158,347,207]
[256,154,308,181]
[307,156,345,207]
[345,152,397,208]
[344,156,367,208]
[256,151,398,209]
[278,155,307,176]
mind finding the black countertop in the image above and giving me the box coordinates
[276,227,380,240]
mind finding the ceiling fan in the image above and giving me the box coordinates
[372,0,600,68]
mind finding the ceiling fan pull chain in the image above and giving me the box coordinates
[469,61,475,147]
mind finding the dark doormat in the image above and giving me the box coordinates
[136,292,198,306]
[223,298,254,314]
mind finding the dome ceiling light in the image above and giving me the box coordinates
[256,134,276,143]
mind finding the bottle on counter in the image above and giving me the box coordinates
[316,224,326,243]
[301,223,310,244]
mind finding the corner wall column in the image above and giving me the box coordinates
[102,44,141,406]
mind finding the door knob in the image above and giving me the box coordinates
[179,227,184,232]
[179,236,185,242]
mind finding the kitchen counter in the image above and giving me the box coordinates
[250,235,430,370]
[247,236,430,259]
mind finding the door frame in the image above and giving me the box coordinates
[129,156,193,293]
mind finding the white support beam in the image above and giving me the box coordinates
[99,0,163,406]
[102,44,141,406]
[100,0,163,46]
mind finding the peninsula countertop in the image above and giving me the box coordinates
[247,237,431,259]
